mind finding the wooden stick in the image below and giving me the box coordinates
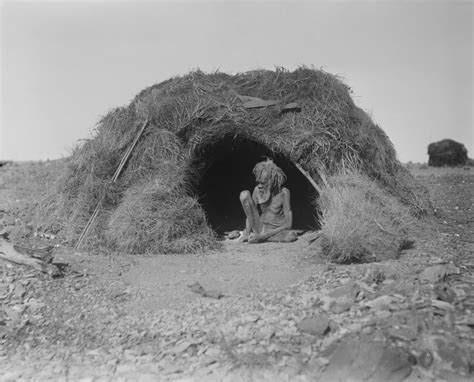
[0,240,59,276]
[294,162,323,194]
[75,118,149,249]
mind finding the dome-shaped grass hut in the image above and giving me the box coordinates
[41,67,431,254]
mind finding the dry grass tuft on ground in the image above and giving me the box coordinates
[318,173,415,263]
[37,67,431,254]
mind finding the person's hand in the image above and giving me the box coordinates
[248,233,263,244]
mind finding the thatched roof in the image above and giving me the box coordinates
[42,67,431,254]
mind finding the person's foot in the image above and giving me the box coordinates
[238,234,248,243]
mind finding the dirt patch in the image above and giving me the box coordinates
[123,238,322,312]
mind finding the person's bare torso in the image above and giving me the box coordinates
[253,187,288,231]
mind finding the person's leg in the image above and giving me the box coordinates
[239,190,263,234]
[266,230,298,243]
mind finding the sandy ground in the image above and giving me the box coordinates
[123,237,323,312]
[0,162,473,381]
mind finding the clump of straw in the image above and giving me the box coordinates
[317,172,415,263]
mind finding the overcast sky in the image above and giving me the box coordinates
[1,0,472,162]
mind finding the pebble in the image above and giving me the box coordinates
[418,350,434,368]
[367,295,392,311]
[347,322,362,333]
[297,316,330,336]
[389,327,417,342]
[432,300,455,311]
[330,300,352,314]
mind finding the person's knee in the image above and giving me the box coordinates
[239,190,251,203]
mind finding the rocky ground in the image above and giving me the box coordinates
[0,162,473,381]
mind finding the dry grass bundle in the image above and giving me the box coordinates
[317,173,415,263]
[106,174,216,254]
[37,67,431,254]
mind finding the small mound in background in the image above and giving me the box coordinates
[317,173,415,263]
[428,139,469,167]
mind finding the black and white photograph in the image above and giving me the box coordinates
[1,0,473,380]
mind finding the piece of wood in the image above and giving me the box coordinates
[0,239,59,276]
[294,162,323,195]
[281,102,302,113]
[242,99,280,109]
[234,93,280,109]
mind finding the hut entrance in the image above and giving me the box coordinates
[190,135,318,237]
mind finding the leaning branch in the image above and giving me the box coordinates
[294,162,323,195]
[0,239,59,276]
[74,118,150,249]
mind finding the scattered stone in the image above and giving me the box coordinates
[13,284,26,299]
[432,300,455,311]
[170,340,195,355]
[327,280,359,301]
[420,264,460,283]
[347,322,362,333]
[417,350,434,368]
[188,282,223,299]
[357,281,376,295]
[241,313,260,323]
[374,311,391,320]
[321,281,359,313]
[330,300,352,314]
[297,316,330,336]
[366,295,392,311]
[312,356,330,370]
[434,283,457,303]
[389,327,417,342]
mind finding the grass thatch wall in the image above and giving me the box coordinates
[317,173,415,263]
[39,67,431,254]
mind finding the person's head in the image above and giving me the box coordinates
[253,159,286,203]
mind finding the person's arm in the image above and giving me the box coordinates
[249,188,293,243]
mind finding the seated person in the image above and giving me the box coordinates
[239,159,297,244]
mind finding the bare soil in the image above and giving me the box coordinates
[0,162,473,381]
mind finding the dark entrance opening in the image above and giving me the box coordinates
[189,135,319,237]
